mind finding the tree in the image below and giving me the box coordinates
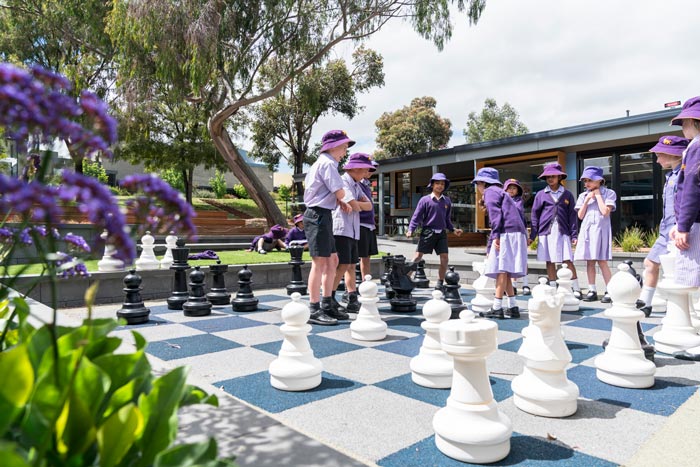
[374,96,452,159]
[464,98,528,143]
[107,0,487,226]
[0,0,116,173]
[249,46,384,199]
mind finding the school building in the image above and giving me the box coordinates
[372,108,682,244]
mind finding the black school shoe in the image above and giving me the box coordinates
[600,292,612,304]
[308,302,338,325]
[582,291,598,302]
[573,290,582,300]
[480,307,504,319]
[636,299,653,317]
[505,307,520,319]
[328,297,349,320]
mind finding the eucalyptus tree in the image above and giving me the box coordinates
[108,0,487,225]
[464,98,529,143]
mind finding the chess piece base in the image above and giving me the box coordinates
[413,279,430,288]
[183,301,212,317]
[286,283,308,296]
[594,351,655,388]
[167,294,188,310]
[116,307,150,325]
[653,329,700,355]
[232,298,259,312]
[470,295,494,313]
[206,292,232,306]
[511,368,578,418]
[350,321,387,341]
[410,354,453,389]
[269,358,322,391]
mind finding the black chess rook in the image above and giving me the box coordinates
[207,260,232,305]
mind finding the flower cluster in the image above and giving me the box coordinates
[54,252,90,278]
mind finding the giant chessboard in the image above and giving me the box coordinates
[110,286,700,466]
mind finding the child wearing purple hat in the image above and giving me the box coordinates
[634,136,689,316]
[285,213,307,248]
[574,166,617,303]
[407,172,463,291]
[249,224,288,254]
[473,167,528,319]
[303,129,354,325]
[504,178,531,295]
[357,158,380,279]
[529,163,582,298]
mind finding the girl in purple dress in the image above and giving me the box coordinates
[474,168,528,319]
[574,166,616,303]
[504,178,531,295]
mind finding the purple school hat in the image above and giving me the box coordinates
[427,172,450,190]
[503,178,523,196]
[344,152,376,172]
[471,167,502,186]
[320,130,355,153]
[579,166,604,182]
[270,224,287,239]
[671,96,700,126]
[649,135,689,157]
[538,162,567,180]
[293,214,304,225]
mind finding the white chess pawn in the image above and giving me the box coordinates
[410,290,453,388]
[269,293,323,391]
[135,231,160,270]
[512,280,579,417]
[652,244,700,354]
[556,263,581,312]
[160,231,177,269]
[686,291,700,331]
[433,308,512,464]
[97,230,125,272]
[594,264,656,388]
[470,261,495,314]
[350,275,387,341]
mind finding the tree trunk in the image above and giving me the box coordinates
[183,167,193,205]
[209,116,286,226]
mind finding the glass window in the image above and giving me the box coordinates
[619,151,655,231]
[449,181,476,232]
[395,171,411,209]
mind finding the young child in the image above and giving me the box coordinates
[407,173,463,291]
[357,159,379,279]
[249,224,287,254]
[303,129,353,325]
[636,136,688,316]
[529,163,582,298]
[474,167,527,319]
[331,153,374,316]
[574,166,616,303]
[504,178,531,295]
[285,213,307,248]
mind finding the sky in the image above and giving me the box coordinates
[259,0,697,174]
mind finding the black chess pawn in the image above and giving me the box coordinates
[389,255,418,313]
[116,269,151,325]
[381,253,394,285]
[207,261,231,305]
[286,243,307,296]
[355,261,362,284]
[231,265,259,312]
[167,238,191,310]
[183,266,212,317]
[443,266,465,319]
[413,259,430,288]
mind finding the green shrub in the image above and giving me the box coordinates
[210,170,228,199]
[615,226,646,252]
[277,184,292,202]
[159,168,185,193]
[644,226,660,248]
[529,236,538,251]
[194,188,216,198]
[82,159,108,184]
[232,183,249,199]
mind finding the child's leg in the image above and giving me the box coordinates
[598,260,612,285]
[309,256,327,303]
[256,238,266,252]
[438,253,449,281]
[495,272,509,299]
[343,266,357,293]
[321,253,340,298]
[586,261,597,288]
[546,262,557,281]
[360,257,371,280]
[333,263,351,291]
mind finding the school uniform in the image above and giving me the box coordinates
[358,178,378,257]
[250,227,287,252]
[303,152,344,257]
[646,164,681,263]
[573,186,616,261]
[408,193,455,255]
[483,185,528,279]
[530,186,578,262]
[674,135,700,286]
[285,226,307,245]
[333,172,364,265]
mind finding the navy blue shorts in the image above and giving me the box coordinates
[358,226,378,258]
[304,207,335,257]
[416,229,449,255]
[334,235,359,265]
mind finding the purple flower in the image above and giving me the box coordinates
[53,252,91,278]
[63,233,91,253]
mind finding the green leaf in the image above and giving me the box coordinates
[97,403,144,467]
[0,442,32,467]
[180,385,218,407]
[103,376,148,420]
[0,344,34,435]
[154,439,234,467]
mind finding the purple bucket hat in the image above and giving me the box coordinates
[579,166,605,182]
[270,224,287,239]
[320,130,355,153]
[471,167,502,186]
[538,162,568,180]
[671,96,700,126]
[344,152,376,172]
[503,178,523,196]
[293,214,304,225]
[649,135,689,157]
[427,172,450,190]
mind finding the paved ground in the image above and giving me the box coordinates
[59,249,700,466]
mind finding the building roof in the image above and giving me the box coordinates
[238,148,266,168]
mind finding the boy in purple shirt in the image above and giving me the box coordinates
[285,213,307,248]
[407,173,463,291]
[303,130,353,325]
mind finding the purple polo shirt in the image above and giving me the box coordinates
[484,186,527,238]
[529,187,578,241]
[359,178,376,230]
[303,152,344,210]
[408,193,455,232]
[332,172,363,239]
[285,226,307,244]
[675,136,700,232]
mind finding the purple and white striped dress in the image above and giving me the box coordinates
[675,136,700,287]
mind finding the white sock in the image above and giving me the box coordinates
[493,297,503,310]
[640,286,655,305]
[572,279,580,291]
[588,284,597,292]
[549,280,557,288]
[508,295,518,307]
[522,276,529,287]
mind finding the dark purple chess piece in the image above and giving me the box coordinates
[389,255,418,313]
[167,238,190,310]
[207,260,231,305]
[443,266,466,319]
[286,243,307,296]
[413,259,430,289]
[183,266,212,317]
[231,265,259,312]
[116,269,151,325]
[381,253,394,285]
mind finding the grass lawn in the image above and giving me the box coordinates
[5,250,385,275]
